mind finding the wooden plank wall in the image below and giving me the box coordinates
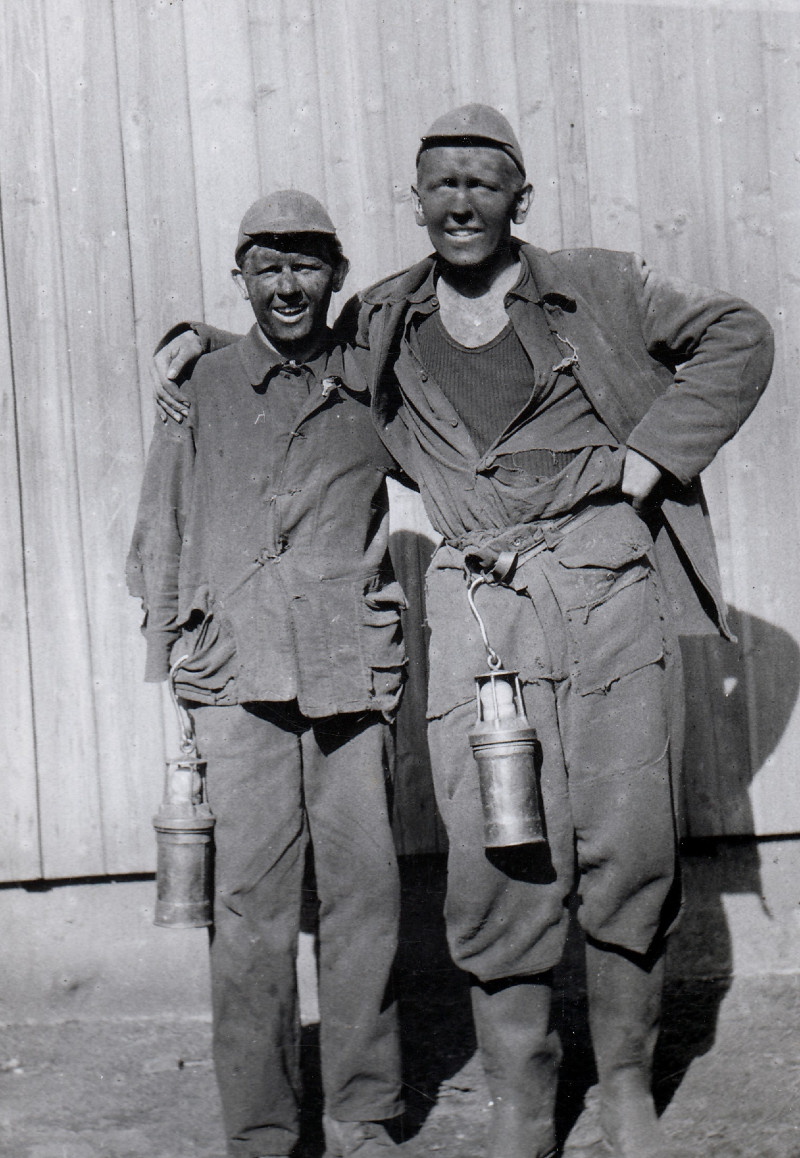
[1,0,798,880]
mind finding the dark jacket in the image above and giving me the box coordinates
[348,244,774,638]
[127,326,406,717]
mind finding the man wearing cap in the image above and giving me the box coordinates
[151,108,773,1158]
[128,192,406,1158]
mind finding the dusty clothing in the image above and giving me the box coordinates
[414,289,618,457]
[127,326,406,717]
[194,702,402,1157]
[173,247,773,969]
[425,501,680,977]
[350,243,774,639]
[348,245,772,967]
[128,326,405,1155]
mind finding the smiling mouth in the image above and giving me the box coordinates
[272,304,308,321]
[445,228,483,239]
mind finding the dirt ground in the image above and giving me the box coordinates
[2,858,799,1158]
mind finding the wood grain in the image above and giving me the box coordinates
[1,0,798,878]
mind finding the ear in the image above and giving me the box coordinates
[512,183,533,225]
[231,268,250,301]
[332,257,350,294]
[411,185,427,227]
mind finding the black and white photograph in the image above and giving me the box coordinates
[1,2,798,1156]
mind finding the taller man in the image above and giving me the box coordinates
[153,106,773,1158]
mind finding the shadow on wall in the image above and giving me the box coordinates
[679,605,800,840]
[649,606,800,1111]
[383,531,800,1143]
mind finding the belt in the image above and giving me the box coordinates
[460,500,612,584]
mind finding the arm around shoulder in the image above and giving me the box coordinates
[152,321,244,423]
[155,320,242,356]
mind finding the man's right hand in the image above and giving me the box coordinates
[150,330,204,422]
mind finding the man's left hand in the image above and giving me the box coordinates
[622,448,662,512]
[150,330,203,423]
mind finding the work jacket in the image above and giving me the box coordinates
[127,326,406,717]
[348,244,774,639]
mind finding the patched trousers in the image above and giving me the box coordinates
[190,702,402,1158]
[425,501,683,982]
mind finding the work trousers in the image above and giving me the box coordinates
[425,501,682,982]
[190,701,402,1158]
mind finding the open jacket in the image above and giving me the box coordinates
[346,244,774,639]
[127,327,406,717]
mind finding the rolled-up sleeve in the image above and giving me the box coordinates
[126,414,196,682]
[625,256,774,483]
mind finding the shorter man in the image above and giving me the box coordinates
[128,192,406,1158]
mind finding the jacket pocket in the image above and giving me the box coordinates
[362,579,407,710]
[551,506,666,694]
[176,587,238,698]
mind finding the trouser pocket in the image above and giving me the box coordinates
[548,503,666,695]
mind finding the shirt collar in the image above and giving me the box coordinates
[237,323,354,391]
[504,243,540,302]
[406,260,439,306]
[406,246,534,305]
[401,240,578,316]
[512,242,578,311]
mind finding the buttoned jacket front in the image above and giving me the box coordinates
[349,243,774,639]
[127,326,406,717]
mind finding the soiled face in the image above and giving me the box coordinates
[233,235,346,353]
[413,146,531,268]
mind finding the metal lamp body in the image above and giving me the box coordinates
[468,671,546,848]
[153,757,215,928]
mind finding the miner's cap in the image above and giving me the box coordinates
[235,190,338,264]
[417,103,526,178]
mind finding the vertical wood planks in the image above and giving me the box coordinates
[2,0,800,881]
[577,4,641,254]
[508,2,569,254]
[182,0,260,333]
[42,0,166,872]
[249,0,328,203]
[698,6,799,835]
[249,0,362,318]
[625,6,706,277]
[0,0,104,877]
[113,0,210,866]
[351,2,423,278]
[545,2,593,247]
[751,8,800,832]
[343,1,400,283]
[358,0,454,281]
[112,0,206,436]
[0,107,41,880]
